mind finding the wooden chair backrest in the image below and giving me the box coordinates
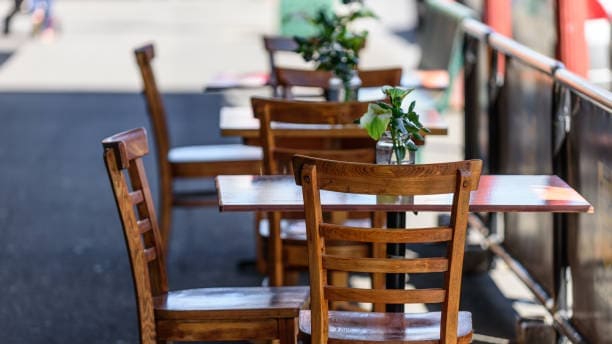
[251,97,375,175]
[262,35,300,96]
[358,68,403,88]
[293,155,482,343]
[134,44,171,175]
[275,67,403,99]
[102,128,168,343]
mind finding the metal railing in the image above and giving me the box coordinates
[462,17,611,344]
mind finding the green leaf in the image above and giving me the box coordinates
[368,102,391,116]
[408,100,416,113]
[375,101,392,110]
[367,115,390,140]
[407,110,419,123]
[359,103,391,140]
[402,118,419,132]
[381,86,414,107]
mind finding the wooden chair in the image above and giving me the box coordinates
[252,97,385,290]
[293,155,482,343]
[134,44,263,250]
[275,67,403,99]
[262,35,300,97]
[102,127,308,344]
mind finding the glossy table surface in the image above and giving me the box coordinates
[216,175,593,213]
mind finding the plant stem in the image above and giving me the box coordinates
[390,130,402,165]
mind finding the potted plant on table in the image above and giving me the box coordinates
[292,0,376,101]
[359,86,430,165]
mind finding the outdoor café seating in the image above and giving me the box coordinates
[102,127,308,344]
[1,1,608,343]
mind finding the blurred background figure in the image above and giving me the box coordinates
[3,0,24,35]
[31,0,54,40]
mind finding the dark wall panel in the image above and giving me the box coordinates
[494,57,556,295]
[463,35,490,170]
[566,95,612,342]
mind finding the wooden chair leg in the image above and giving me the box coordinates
[278,317,299,344]
[255,211,267,275]
[158,189,173,253]
[268,211,284,286]
[329,271,350,310]
[283,270,300,286]
[372,242,387,312]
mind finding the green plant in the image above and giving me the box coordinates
[292,0,376,95]
[359,86,430,163]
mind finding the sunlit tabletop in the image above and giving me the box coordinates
[216,175,593,213]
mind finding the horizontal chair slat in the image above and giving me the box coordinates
[137,218,152,234]
[323,256,449,273]
[325,286,446,304]
[144,247,157,263]
[320,224,453,243]
[318,175,464,195]
[129,190,144,205]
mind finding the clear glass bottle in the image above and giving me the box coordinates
[327,75,343,101]
[344,70,362,101]
[376,131,416,165]
[376,131,416,207]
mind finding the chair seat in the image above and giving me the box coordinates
[299,310,473,343]
[168,144,262,163]
[154,286,309,320]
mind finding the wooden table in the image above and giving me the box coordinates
[216,174,592,311]
[216,175,593,213]
[216,175,592,264]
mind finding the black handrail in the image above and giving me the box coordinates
[460,16,612,344]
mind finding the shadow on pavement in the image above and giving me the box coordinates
[0,91,260,343]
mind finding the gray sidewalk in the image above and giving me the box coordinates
[0,1,522,343]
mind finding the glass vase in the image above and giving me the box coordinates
[326,71,361,102]
[327,75,343,102]
[344,70,361,102]
[376,132,416,165]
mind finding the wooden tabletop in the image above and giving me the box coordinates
[216,175,593,213]
[220,106,448,138]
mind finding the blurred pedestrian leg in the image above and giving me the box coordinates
[3,0,24,35]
